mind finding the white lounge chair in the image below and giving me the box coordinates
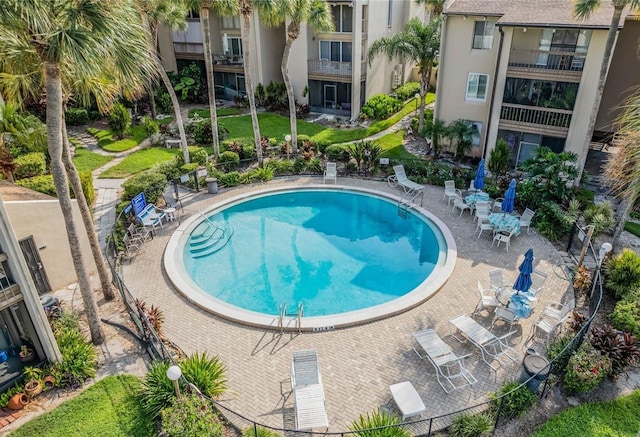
[388,165,425,195]
[449,314,519,371]
[294,384,328,430]
[291,349,322,390]
[323,162,337,184]
[443,180,457,205]
[412,329,477,393]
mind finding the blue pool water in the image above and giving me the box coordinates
[182,190,446,317]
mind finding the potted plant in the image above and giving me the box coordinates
[7,392,28,410]
[19,345,34,363]
[23,366,43,398]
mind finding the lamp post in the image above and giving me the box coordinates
[285,134,292,157]
[414,93,420,116]
[166,365,182,398]
[598,242,612,268]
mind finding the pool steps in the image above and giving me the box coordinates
[189,221,234,258]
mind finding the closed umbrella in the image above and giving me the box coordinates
[473,159,485,191]
[502,178,517,215]
[513,248,534,294]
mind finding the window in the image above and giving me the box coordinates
[320,40,352,62]
[228,37,242,56]
[362,5,368,34]
[221,15,241,30]
[387,0,393,28]
[470,121,483,146]
[473,21,495,49]
[466,73,489,101]
[331,4,353,33]
[187,9,200,19]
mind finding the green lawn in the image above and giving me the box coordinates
[624,221,640,238]
[377,130,417,160]
[8,374,154,437]
[222,112,325,140]
[188,108,241,118]
[91,125,148,153]
[72,147,113,173]
[99,147,181,178]
[533,389,640,437]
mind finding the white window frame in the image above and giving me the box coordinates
[472,21,495,50]
[228,37,242,56]
[332,4,353,33]
[319,40,352,62]
[466,73,489,101]
[221,15,241,30]
[470,121,483,146]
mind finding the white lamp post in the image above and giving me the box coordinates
[285,134,292,157]
[598,242,612,267]
[166,365,182,398]
[414,93,420,116]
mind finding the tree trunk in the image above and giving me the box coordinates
[612,182,639,249]
[148,81,157,120]
[418,67,429,134]
[201,7,220,158]
[61,118,115,301]
[241,12,263,166]
[45,62,104,345]
[576,8,623,184]
[282,25,298,154]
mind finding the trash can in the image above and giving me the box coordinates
[206,178,218,194]
[520,353,550,393]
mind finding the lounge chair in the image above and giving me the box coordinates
[323,162,337,184]
[294,384,328,430]
[291,349,322,390]
[388,165,425,195]
[448,314,519,371]
[412,329,477,393]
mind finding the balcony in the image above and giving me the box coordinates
[307,60,366,80]
[499,103,572,136]
[173,42,204,59]
[213,53,244,72]
[508,49,584,82]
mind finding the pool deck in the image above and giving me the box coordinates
[121,176,570,433]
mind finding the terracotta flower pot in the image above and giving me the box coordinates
[25,380,42,398]
[43,375,55,390]
[7,393,28,410]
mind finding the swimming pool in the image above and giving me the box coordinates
[164,186,456,330]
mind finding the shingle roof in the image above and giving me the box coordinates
[445,0,630,28]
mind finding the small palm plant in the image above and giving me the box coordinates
[349,409,411,437]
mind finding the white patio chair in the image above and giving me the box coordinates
[388,164,425,195]
[412,329,477,393]
[474,201,490,225]
[492,229,516,252]
[474,280,499,315]
[128,223,152,243]
[477,220,495,239]
[443,180,457,205]
[530,269,548,294]
[492,197,504,212]
[489,269,504,292]
[323,162,337,184]
[543,299,575,323]
[491,306,519,331]
[519,208,535,234]
[123,234,142,255]
[530,317,561,345]
[451,190,472,217]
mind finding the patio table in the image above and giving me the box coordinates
[464,192,490,207]
[488,213,520,235]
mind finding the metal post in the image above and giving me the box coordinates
[576,225,594,269]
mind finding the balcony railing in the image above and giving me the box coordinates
[213,53,243,66]
[500,103,573,129]
[508,49,586,72]
[173,42,204,55]
[308,60,352,78]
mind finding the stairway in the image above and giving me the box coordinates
[188,221,233,258]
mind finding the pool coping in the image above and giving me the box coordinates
[163,184,457,330]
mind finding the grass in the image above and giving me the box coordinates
[222,112,325,140]
[99,147,181,178]
[8,374,155,437]
[72,147,113,173]
[624,221,640,238]
[188,108,241,118]
[376,130,416,160]
[92,125,148,153]
[532,389,640,437]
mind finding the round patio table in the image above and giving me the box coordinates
[464,192,490,207]
[488,213,520,235]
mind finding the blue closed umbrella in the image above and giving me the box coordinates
[502,178,517,215]
[473,159,485,191]
[513,248,534,294]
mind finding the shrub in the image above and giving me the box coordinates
[142,116,159,136]
[489,380,535,420]
[584,202,615,235]
[348,140,382,175]
[161,395,223,437]
[139,361,175,418]
[79,171,95,205]
[153,160,182,181]
[108,103,131,139]
[50,311,97,388]
[361,94,402,120]
[176,146,208,167]
[610,297,640,336]
[266,159,295,176]
[488,139,510,177]
[547,333,576,375]
[122,170,168,204]
[325,145,348,162]
[219,171,240,187]
[590,324,640,376]
[239,170,256,185]
[65,108,89,126]
[218,151,240,170]
[348,409,411,437]
[253,166,274,182]
[393,82,421,102]
[604,248,640,299]
[14,152,46,180]
[563,342,612,393]
[180,352,228,399]
[242,425,281,437]
[449,412,494,437]
[533,201,574,241]
[187,119,229,145]
[180,163,199,174]
[15,175,56,196]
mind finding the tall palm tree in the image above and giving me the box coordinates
[0,0,154,345]
[268,0,333,154]
[136,0,191,164]
[573,0,640,182]
[368,17,441,134]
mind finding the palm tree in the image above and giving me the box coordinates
[415,0,445,17]
[136,0,191,165]
[0,0,154,345]
[368,17,441,134]
[448,119,476,160]
[269,0,333,154]
[573,0,640,182]
[423,118,448,158]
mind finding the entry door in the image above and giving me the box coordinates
[19,236,51,295]
[324,85,337,109]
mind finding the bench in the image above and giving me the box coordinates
[165,139,182,149]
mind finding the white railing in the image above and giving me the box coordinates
[500,103,573,129]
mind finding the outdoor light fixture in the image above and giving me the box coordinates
[285,134,292,142]
[599,242,612,267]
[166,365,182,398]
[414,93,420,116]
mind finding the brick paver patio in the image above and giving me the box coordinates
[121,177,571,433]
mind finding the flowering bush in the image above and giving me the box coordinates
[563,342,612,393]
